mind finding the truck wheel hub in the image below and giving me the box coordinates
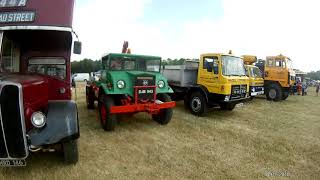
[269,89,277,99]
[191,97,201,112]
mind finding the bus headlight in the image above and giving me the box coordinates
[31,112,46,128]
[158,80,165,88]
[117,80,125,89]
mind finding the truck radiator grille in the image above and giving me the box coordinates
[0,84,28,159]
[135,76,156,102]
[231,85,247,100]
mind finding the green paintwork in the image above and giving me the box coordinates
[93,53,173,96]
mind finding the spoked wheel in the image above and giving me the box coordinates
[99,95,117,131]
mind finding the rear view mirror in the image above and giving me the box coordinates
[73,41,82,55]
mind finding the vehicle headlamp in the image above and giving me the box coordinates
[158,80,165,88]
[31,112,46,128]
[117,80,125,89]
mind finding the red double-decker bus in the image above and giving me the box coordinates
[0,0,81,166]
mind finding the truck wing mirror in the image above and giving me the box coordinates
[73,41,82,55]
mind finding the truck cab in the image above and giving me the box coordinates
[256,54,295,101]
[0,0,80,166]
[86,53,176,131]
[242,55,264,98]
[163,53,249,116]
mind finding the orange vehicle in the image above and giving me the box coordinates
[256,54,295,101]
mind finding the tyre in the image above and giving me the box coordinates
[86,87,95,109]
[152,93,173,125]
[189,91,207,116]
[266,84,282,101]
[99,95,117,131]
[220,103,236,111]
[282,91,289,100]
[62,140,79,164]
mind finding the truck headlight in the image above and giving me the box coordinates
[224,95,230,101]
[158,80,165,88]
[117,80,125,89]
[31,112,46,128]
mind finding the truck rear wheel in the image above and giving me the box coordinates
[220,103,236,111]
[152,93,173,125]
[189,92,207,116]
[62,139,79,164]
[266,84,282,101]
[86,87,95,109]
[99,95,117,131]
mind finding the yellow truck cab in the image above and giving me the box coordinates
[256,54,295,101]
[163,53,249,116]
[242,55,264,98]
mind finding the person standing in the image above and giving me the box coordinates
[316,83,319,96]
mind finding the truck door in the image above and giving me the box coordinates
[198,56,220,93]
[274,59,288,87]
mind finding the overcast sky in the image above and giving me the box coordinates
[72,0,320,72]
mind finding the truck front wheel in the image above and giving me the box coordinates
[189,92,207,116]
[266,84,282,101]
[152,93,173,125]
[99,95,117,131]
[62,139,79,164]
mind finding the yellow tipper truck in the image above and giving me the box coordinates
[242,55,264,98]
[255,54,295,101]
[163,53,250,116]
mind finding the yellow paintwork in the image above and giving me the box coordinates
[242,55,257,65]
[197,53,249,95]
[265,55,294,88]
[245,65,264,87]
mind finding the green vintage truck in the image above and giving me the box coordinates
[86,53,176,131]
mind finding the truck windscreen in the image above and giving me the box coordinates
[109,57,161,72]
[251,67,263,78]
[28,57,66,80]
[222,56,246,76]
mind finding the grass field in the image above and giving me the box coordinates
[1,83,319,179]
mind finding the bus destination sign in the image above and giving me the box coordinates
[0,11,35,23]
[0,0,27,7]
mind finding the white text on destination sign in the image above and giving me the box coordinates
[0,0,27,7]
[0,12,35,23]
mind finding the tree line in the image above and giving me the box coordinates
[306,71,320,80]
[72,58,319,80]
[71,58,198,73]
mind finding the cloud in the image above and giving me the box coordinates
[73,0,320,72]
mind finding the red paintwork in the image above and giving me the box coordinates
[110,101,176,115]
[0,1,75,130]
[0,74,49,129]
[0,0,75,27]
